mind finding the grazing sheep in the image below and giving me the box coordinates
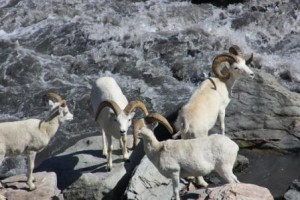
[173,45,254,139]
[91,77,148,171]
[133,113,239,200]
[0,93,73,191]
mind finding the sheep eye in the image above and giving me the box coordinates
[234,67,238,70]
[113,119,117,122]
[128,119,131,122]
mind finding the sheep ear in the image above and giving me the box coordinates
[152,122,159,129]
[48,100,55,106]
[129,112,135,119]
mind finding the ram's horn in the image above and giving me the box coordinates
[145,113,173,134]
[47,92,63,102]
[124,100,149,116]
[229,45,243,57]
[212,53,237,81]
[95,100,122,121]
[128,119,145,151]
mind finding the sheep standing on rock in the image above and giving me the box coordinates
[91,77,148,171]
[173,45,254,139]
[0,93,73,191]
[132,113,239,200]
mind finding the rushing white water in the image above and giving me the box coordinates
[0,0,299,196]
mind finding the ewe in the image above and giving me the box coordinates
[91,77,148,171]
[133,113,239,200]
[0,92,73,191]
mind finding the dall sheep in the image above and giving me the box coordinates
[0,93,73,191]
[91,77,148,171]
[133,113,239,200]
[173,45,254,139]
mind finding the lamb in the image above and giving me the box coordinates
[0,92,73,191]
[173,45,254,139]
[91,77,148,171]
[132,113,239,200]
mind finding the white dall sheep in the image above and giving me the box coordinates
[91,77,148,171]
[173,45,254,139]
[0,93,73,191]
[133,113,239,200]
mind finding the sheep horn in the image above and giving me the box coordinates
[246,53,254,65]
[229,45,243,57]
[124,100,149,116]
[128,119,145,151]
[95,100,122,121]
[212,53,237,81]
[145,113,174,134]
[47,92,63,102]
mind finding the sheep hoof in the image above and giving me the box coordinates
[106,167,111,172]
[28,185,37,191]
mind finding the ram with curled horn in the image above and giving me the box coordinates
[134,113,239,200]
[130,113,173,150]
[0,92,73,193]
[173,45,254,187]
[91,77,149,171]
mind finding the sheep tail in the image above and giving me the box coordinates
[172,115,189,139]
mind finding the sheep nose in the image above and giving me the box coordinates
[120,130,126,135]
[249,73,254,79]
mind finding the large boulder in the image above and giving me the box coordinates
[0,172,62,200]
[36,135,145,200]
[185,183,273,200]
[222,69,300,151]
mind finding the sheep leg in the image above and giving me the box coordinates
[102,129,108,157]
[196,176,208,187]
[26,151,37,190]
[171,171,181,200]
[120,136,129,161]
[216,165,240,183]
[106,135,113,171]
[218,110,226,135]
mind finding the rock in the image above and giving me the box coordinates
[223,69,300,151]
[126,156,185,200]
[0,171,62,200]
[182,183,273,200]
[284,180,300,200]
[37,135,145,200]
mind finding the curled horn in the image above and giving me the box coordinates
[128,119,145,150]
[212,53,237,81]
[47,92,66,107]
[95,100,122,121]
[47,92,63,102]
[246,53,254,65]
[124,100,149,116]
[229,45,243,57]
[129,113,173,151]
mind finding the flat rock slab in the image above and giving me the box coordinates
[0,171,62,200]
[183,183,274,200]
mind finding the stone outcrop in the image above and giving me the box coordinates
[0,172,62,200]
[185,183,273,200]
[221,69,300,151]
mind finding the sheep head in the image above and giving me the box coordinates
[129,113,173,150]
[95,100,148,137]
[212,45,254,81]
[46,92,73,122]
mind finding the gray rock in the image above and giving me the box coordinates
[0,171,62,200]
[284,180,300,200]
[223,69,300,150]
[183,183,273,200]
[37,135,145,200]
